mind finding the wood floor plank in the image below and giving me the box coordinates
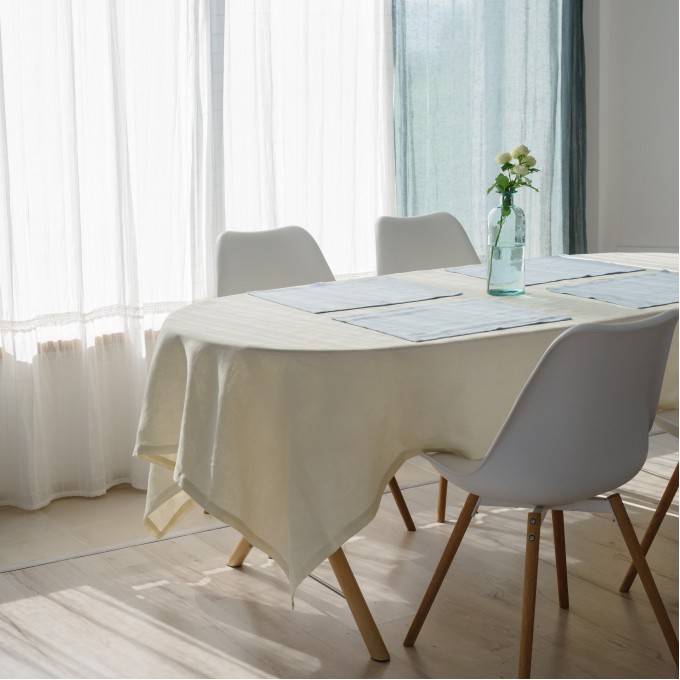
[0,446,677,678]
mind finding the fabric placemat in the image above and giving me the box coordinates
[548,270,679,308]
[447,255,644,286]
[248,277,461,313]
[334,299,570,342]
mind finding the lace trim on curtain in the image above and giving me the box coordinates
[0,302,187,332]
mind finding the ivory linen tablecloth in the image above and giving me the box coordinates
[134,252,678,592]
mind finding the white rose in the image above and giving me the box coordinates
[513,164,529,176]
[495,151,512,164]
[524,155,537,168]
[511,145,529,159]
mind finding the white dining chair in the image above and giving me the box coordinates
[375,211,479,276]
[375,211,479,523]
[619,408,678,592]
[403,310,679,678]
[216,226,334,296]
[216,226,416,532]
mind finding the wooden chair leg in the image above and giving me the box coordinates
[388,477,416,532]
[328,547,390,662]
[551,509,569,609]
[437,477,448,523]
[227,536,253,567]
[609,494,679,666]
[619,463,679,593]
[518,511,542,679]
[404,493,479,647]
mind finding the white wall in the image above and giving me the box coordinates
[584,0,678,253]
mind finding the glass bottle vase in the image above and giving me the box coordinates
[487,191,526,296]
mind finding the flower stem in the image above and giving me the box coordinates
[492,192,513,249]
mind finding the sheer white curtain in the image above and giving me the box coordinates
[0,0,216,509]
[223,0,396,276]
[393,0,576,258]
[0,0,394,509]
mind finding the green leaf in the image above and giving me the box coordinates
[501,162,513,171]
[495,174,509,189]
[501,206,511,218]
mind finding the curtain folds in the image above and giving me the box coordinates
[562,0,587,254]
[0,0,581,510]
[392,0,587,258]
[0,0,216,509]
[0,0,395,510]
[222,0,396,276]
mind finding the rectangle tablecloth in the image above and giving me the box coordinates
[336,299,570,342]
[447,255,644,286]
[249,276,461,313]
[548,270,678,308]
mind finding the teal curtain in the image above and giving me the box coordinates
[392,0,586,257]
[561,0,587,254]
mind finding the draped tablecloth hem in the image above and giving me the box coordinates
[176,473,293,585]
[142,500,196,539]
[279,446,426,595]
[134,447,178,471]
[164,449,423,596]
[141,483,197,538]
[658,396,679,412]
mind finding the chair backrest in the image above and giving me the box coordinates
[466,310,678,507]
[216,226,335,296]
[375,212,480,275]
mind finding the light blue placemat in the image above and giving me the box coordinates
[447,256,644,286]
[548,270,679,308]
[249,277,461,313]
[334,299,570,342]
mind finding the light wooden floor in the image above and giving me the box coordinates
[0,435,677,679]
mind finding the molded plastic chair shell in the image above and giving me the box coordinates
[426,310,678,507]
[375,212,479,275]
[216,226,334,297]
[406,310,679,677]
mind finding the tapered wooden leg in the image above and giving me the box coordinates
[388,477,416,532]
[227,536,253,567]
[609,494,678,666]
[328,547,390,662]
[518,511,542,679]
[437,477,448,523]
[620,464,679,592]
[404,493,479,647]
[551,509,569,609]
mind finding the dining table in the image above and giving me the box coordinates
[134,251,678,661]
